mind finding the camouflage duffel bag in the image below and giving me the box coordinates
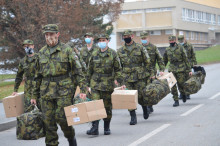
[143,79,170,105]
[184,73,202,95]
[193,66,206,84]
[16,105,45,140]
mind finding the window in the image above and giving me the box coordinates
[218,15,220,25]
[186,31,190,40]
[191,32,194,40]
[211,14,216,25]
[145,7,172,13]
[165,30,173,35]
[121,9,143,14]
[195,32,199,40]
[150,30,161,35]
[204,33,208,41]
[200,33,203,41]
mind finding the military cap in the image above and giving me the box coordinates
[42,24,59,33]
[97,34,110,40]
[169,35,176,41]
[178,35,185,40]
[140,31,149,38]
[84,32,94,37]
[22,39,34,45]
[123,30,133,36]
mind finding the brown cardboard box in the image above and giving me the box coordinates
[157,72,177,89]
[74,86,80,97]
[111,90,138,109]
[64,99,107,126]
[3,92,24,118]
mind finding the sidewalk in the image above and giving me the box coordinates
[0,102,16,132]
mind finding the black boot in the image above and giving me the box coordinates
[68,137,77,146]
[104,121,111,135]
[129,110,137,125]
[141,106,149,119]
[149,105,154,113]
[86,120,99,135]
[179,94,183,99]
[182,95,187,103]
[173,100,179,107]
[186,95,191,99]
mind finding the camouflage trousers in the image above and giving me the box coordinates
[171,72,190,101]
[125,78,149,111]
[91,89,113,122]
[41,97,75,146]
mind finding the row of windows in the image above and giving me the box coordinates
[182,8,219,25]
[121,7,172,14]
[184,31,208,41]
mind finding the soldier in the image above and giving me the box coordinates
[12,39,39,112]
[140,31,165,113]
[178,35,197,99]
[163,35,192,107]
[31,24,87,146]
[117,30,153,125]
[86,34,124,135]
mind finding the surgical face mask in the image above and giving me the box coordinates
[25,47,34,55]
[45,35,58,47]
[85,38,91,44]
[98,42,107,50]
[179,42,184,46]
[124,37,132,44]
[141,39,148,44]
[170,42,176,47]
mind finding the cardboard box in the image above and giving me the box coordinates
[157,72,177,89]
[3,92,24,118]
[64,99,107,126]
[74,86,80,97]
[111,89,138,109]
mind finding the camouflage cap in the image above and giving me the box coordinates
[178,35,185,40]
[140,31,149,38]
[123,30,133,36]
[22,39,34,45]
[42,24,59,34]
[84,32,94,37]
[169,35,176,41]
[97,34,110,40]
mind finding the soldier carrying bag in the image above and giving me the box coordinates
[16,105,45,140]
[192,66,206,84]
[184,71,202,95]
[143,79,170,105]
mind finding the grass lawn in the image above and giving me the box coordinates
[196,45,220,64]
[0,74,16,81]
[0,81,24,100]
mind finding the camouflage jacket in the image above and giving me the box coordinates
[80,44,98,67]
[32,41,87,99]
[143,43,165,75]
[14,54,38,97]
[181,41,197,67]
[88,47,123,91]
[117,41,153,82]
[163,43,191,73]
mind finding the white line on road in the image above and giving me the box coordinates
[128,124,171,146]
[180,104,204,116]
[209,92,220,100]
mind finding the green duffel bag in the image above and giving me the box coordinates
[184,73,202,95]
[193,66,206,84]
[16,105,45,140]
[143,79,170,105]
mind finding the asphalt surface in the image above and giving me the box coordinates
[0,63,220,146]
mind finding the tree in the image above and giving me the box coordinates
[0,0,124,71]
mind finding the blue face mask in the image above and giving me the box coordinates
[179,42,184,46]
[85,38,91,44]
[141,39,148,44]
[98,42,107,49]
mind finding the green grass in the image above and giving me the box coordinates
[0,74,16,81]
[0,82,24,100]
[196,45,220,64]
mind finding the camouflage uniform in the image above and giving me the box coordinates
[178,35,197,68]
[32,24,86,146]
[14,40,40,112]
[163,36,191,102]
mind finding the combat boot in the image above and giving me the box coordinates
[173,100,179,107]
[186,95,191,99]
[104,121,111,135]
[141,106,149,119]
[86,120,99,135]
[148,105,154,113]
[179,94,183,99]
[68,137,77,146]
[129,110,137,125]
[182,95,187,103]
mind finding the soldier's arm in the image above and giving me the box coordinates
[163,49,168,67]
[155,47,165,72]
[14,61,24,92]
[113,52,123,85]
[32,56,42,100]
[191,45,197,66]
[181,47,191,72]
[142,47,154,77]
[87,55,94,87]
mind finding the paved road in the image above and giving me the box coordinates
[0,63,220,146]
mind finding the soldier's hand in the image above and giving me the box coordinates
[121,85,126,90]
[159,72,164,76]
[30,99,37,105]
[114,80,119,86]
[11,92,18,96]
[87,87,91,94]
[189,72,193,76]
[80,93,86,100]
[151,76,156,79]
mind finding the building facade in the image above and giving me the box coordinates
[114,0,220,49]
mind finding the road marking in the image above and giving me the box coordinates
[128,124,171,146]
[209,92,220,100]
[180,104,204,116]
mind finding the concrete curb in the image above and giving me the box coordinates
[0,119,16,132]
